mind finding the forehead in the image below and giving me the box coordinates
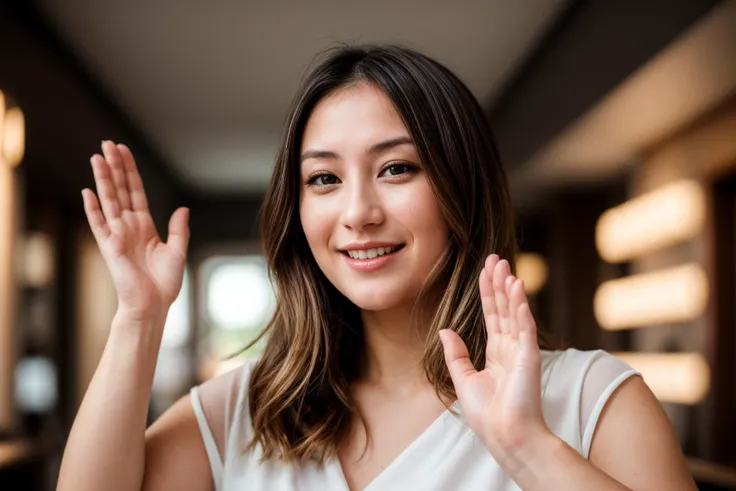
[301,83,409,151]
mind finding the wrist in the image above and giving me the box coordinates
[113,307,167,328]
[492,425,559,478]
[98,311,168,383]
[505,429,564,485]
[110,309,167,348]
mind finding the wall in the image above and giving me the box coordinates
[0,3,184,433]
[630,95,736,463]
[0,166,22,430]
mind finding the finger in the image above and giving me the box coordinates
[81,189,111,242]
[102,141,131,211]
[484,253,500,274]
[439,329,477,386]
[504,275,515,297]
[118,143,150,213]
[485,313,501,368]
[486,313,501,337]
[517,303,541,368]
[479,267,497,318]
[517,302,537,337]
[508,278,525,340]
[493,260,511,326]
[91,155,121,220]
[166,207,190,258]
[517,302,539,354]
[509,279,526,315]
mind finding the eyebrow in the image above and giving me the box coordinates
[300,136,414,163]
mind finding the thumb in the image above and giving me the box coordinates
[439,329,477,387]
[167,207,190,257]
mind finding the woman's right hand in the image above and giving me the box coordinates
[82,141,190,324]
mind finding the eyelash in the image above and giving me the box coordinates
[305,162,418,187]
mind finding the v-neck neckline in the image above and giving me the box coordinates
[331,401,461,491]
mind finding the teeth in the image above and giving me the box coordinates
[347,246,396,259]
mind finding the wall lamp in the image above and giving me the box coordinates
[0,90,25,167]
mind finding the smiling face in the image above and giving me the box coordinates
[298,82,449,312]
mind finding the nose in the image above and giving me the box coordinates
[339,179,385,231]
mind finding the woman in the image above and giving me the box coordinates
[57,45,696,491]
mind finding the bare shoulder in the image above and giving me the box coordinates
[590,376,697,491]
[141,394,214,491]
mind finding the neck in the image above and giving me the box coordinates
[359,304,432,385]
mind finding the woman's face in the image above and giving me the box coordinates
[299,82,449,311]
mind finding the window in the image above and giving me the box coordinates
[200,255,275,376]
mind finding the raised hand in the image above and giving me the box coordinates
[439,254,549,464]
[82,141,190,323]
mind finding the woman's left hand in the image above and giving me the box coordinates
[439,254,552,466]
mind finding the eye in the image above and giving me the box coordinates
[379,162,417,178]
[306,172,340,187]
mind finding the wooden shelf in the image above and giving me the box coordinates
[0,435,60,469]
[0,439,35,468]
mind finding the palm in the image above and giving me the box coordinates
[440,255,546,455]
[83,141,189,320]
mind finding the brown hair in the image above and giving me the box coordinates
[249,44,547,461]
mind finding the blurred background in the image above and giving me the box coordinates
[1,0,735,489]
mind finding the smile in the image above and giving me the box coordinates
[339,244,405,271]
[344,245,402,259]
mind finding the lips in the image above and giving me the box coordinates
[340,244,405,271]
[339,244,405,259]
[344,244,405,259]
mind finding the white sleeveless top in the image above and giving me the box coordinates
[190,349,638,490]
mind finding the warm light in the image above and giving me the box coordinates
[22,232,55,287]
[0,137,12,427]
[3,107,25,168]
[596,180,706,263]
[0,91,25,168]
[613,352,710,404]
[516,252,548,295]
[594,263,708,330]
[0,90,5,164]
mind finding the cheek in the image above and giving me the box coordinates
[299,197,332,255]
[392,183,448,242]
[299,200,318,246]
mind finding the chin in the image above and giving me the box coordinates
[339,284,416,312]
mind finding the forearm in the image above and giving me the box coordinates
[506,432,632,491]
[56,312,165,491]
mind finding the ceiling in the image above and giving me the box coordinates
[37,0,570,192]
[513,0,736,199]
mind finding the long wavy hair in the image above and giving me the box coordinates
[249,44,546,462]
